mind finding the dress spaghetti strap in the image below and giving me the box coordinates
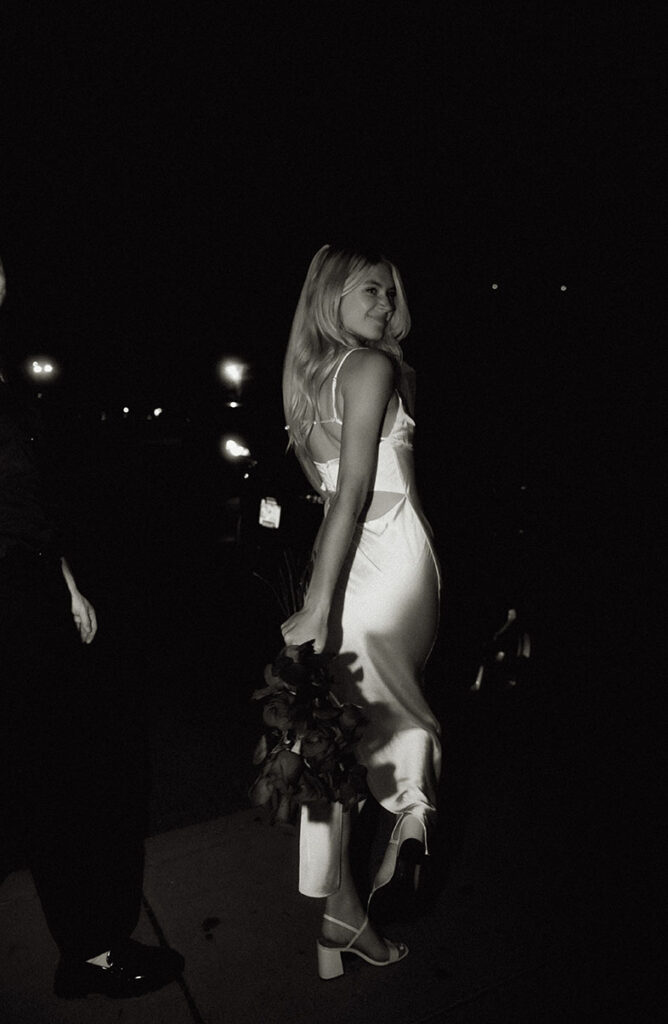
[330,348,358,423]
[312,347,359,427]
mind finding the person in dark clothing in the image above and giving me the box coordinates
[0,256,184,998]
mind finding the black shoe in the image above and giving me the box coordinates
[53,939,185,999]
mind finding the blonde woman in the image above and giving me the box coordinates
[282,244,441,979]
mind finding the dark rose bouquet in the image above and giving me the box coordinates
[249,641,368,826]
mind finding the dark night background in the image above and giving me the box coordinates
[0,0,662,870]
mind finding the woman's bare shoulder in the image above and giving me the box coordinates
[340,347,394,384]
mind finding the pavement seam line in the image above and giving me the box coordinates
[141,891,206,1024]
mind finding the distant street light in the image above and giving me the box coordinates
[218,358,249,397]
[26,356,60,381]
[222,436,251,460]
[221,361,244,385]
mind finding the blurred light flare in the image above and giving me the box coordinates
[218,358,248,387]
[27,357,59,381]
[221,436,251,460]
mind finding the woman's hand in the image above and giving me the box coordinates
[70,589,98,644]
[281,605,329,654]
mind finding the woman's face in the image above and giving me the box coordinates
[339,262,396,343]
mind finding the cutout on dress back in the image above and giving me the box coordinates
[306,351,409,522]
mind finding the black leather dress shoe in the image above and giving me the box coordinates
[53,939,185,998]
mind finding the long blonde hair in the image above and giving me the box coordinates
[282,244,411,450]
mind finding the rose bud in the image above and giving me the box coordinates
[263,662,292,691]
[272,749,304,787]
[249,774,275,806]
[312,704,340,721]
[252,735,268,766]
[301,727,336,763]
[263,693,295,731]
[338,705,367,740]
[295,772,325,804]
[336,781,357,810]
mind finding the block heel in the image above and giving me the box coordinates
[316,915,408,979]
[316,940,345,980]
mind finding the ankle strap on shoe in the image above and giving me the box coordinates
[322,914,368,949]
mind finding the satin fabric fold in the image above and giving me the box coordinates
[300,374,442,898]
[299,494,441,897]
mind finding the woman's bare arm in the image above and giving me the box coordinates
[281,349,394,652]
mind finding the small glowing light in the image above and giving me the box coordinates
[122,406,130,414]
[153,407,163,417]
[27,356,59,381]
[560,285,567,291]
[226,400,241,409]
[492,283,499,290]
[219,359,247,386]
[243,472,249,479]
[223,437,251,459]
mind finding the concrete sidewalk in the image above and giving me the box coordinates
[0,797,625,1024]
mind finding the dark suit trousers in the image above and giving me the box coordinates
[1,547,145,960]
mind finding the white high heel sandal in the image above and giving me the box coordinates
[316,915,409,980]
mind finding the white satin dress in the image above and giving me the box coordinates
[298,350,442,899]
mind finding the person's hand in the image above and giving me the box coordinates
[70,590,98,644]
[281,605,328,654]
